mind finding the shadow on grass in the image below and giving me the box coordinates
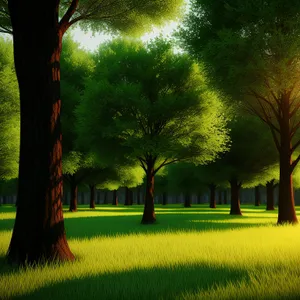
[12,262,250,300]
[0,205,280,240]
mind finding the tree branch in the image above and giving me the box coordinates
[59,0,79,33]
[291,154,300,172]
[153,158,180,175]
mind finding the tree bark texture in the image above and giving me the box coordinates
[209,184,216,208]
[112,189,118,206]
[89,185,95,209]
[7,0,74,264]
[277,94,298,224]
[141,159,156,224]
[229,179,242,215]
[184,192,191,207]
[255,186,260,206]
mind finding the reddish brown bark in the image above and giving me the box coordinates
[184,192,191,207]
[7,0,74,264]
[69,176,78,212]
[255,186,260,206]
[266,180,275,211]
[162,192,167,205]
[89,184,95,209]
[209,184,216,208]
[112,189,118,206]
[229,179,242,215]
[277,95,298,224]
[141,159,156,224]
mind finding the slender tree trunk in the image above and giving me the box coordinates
[103,190,108,204]
[7,1,74,264]
[89,184,95,209]
[125,187,130,206]
[266,180,275,211]
[218,190,222,205]
[69,176,78,212]
[229,179,242,215]
[209,184,216,208]
[184,192,191,207]
[112,190,118,206]
[277,95,298,224]
[137,186,141,205]
[141,159,156,224]
[162,192,167,205]
[255,186,260,206]
[223,190,227,204]
[196,193,201,204]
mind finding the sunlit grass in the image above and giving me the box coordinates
[0,204,300,299]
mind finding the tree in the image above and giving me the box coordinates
[4,0,184,265]
[180,0,300,224]
[76,38,230,223]
[0,37,19,181]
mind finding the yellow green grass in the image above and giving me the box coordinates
[0,204,300,299]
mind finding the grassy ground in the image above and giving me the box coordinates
[0,204,300,299]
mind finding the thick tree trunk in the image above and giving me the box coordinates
[255,186,260,206]
[112,190,118,206]
[223,190,227,204]
[89,184,95,209]
[69,176,78,212]
[103,190,108,204]
[277,96,298,224]
[141,160,156,224]
[184,192,191,207]
[229,179,242,215]
[209,184,216,208]
[7,1,74,264]
[137,187,141,205]
[218,190,222,205]
[162,192,167,205]
[266,180,275,211]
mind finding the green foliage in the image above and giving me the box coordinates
[0,37,19,180]
[76,38,230,175]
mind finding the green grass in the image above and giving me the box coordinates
[0,204,300,299]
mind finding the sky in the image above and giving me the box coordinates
[70,21,180,52]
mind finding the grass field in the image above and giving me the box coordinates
[0,204,300,299]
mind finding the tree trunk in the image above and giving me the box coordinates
[184,192,191,207]
[103,190,108,204]
[254,186,260,206]
[218,190,222,205]
[209,184,216,208]
[125,187,130,206]
[229,179,242,215]
[7,1,74,265]
[266,180,275,211]
[162,192,167,205]
[277,95,298,224]
[137,186,141,205]
[223,190,227,204]
[141,159,156,224]
[69,176,78,212]
[112,190,118,206]
[89,184,95,209]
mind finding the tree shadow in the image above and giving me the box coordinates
[12,262,250,300]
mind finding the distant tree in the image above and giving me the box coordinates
[4,0,184,265]
[0,38,19,181]
[76,38,230,223]
[180,0,300,224]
